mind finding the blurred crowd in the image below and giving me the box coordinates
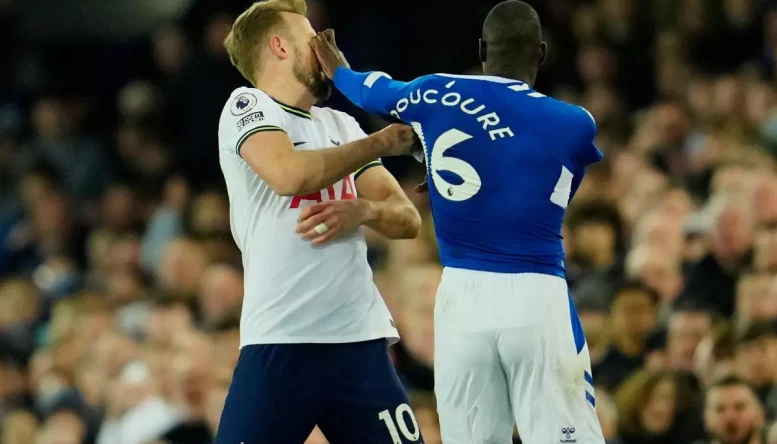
[5,0,777,443]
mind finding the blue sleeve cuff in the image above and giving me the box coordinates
[333,66,369,108]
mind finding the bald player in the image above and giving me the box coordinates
[313,1,605,442]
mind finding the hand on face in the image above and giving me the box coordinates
[309,29,349,80]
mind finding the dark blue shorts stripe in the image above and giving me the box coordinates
[568,292,586,354]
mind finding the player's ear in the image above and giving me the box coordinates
[269,34,290,60]
[539,41,547,66]
[478,39,487,63]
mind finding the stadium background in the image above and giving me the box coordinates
[2,0,777,442]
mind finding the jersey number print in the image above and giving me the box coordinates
[413,82,574,208]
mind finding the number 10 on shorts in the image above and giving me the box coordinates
[378,403,421,443]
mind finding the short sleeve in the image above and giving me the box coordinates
[575,106,603,167]
[221,89,286,157]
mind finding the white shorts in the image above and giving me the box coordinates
[434,268,604,444]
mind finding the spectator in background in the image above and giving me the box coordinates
[632,207,688,263]
[612,369,705,443]
[735,322,777,404]
[593,281,659,391]
[15,94,113,206]
[157,237,209,297]
[755,221,777,273]
[751,174,777,226]
[139,177,188,275]
[37,408,87,444]
[0,279,40,360]
[735,270,777,333]
[0,409,37,444]
[0,345,29,426]
[96,360,184,444]
[393,264,440,392]
[145,298,195,346]
[694,323,736,387]
[700,376,765,444]
[666,303,715,372]
[679,197,754,317]
[157,330,219,444]
[576,297,610,366]
[644,329,669,371]
[172,10,244,187]
[624,243,684,313]
[185,191,231,238]
[567,200,625,300]
[596,389,619,441]
[5,0,777,442]
[198,263,242,329]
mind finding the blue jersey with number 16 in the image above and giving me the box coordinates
[334,68,603,278]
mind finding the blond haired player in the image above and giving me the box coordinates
[215,1,425,443]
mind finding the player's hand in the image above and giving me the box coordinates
[296,199,372,245]
[310,29,349,80]
[377,124,422,157]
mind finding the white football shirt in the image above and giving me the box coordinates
[218,87,399,347]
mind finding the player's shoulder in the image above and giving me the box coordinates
[433,73,518,83]
[222,86,278,118]
[541,97,597,138]
[544,99,600,164]
[219,87,290,154]
[567,103,597,139]
[220,86,285,132]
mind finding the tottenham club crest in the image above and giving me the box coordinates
[231,93,258,116]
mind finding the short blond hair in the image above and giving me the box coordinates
[224,0,308,84]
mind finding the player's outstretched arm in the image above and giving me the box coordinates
[332,67,411,117]
[241,124,418,196]
[311,29,416,118]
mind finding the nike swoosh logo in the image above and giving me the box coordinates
[293,141,306,146]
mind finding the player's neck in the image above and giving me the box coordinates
[484,67,536,87]
[254,74,316,111]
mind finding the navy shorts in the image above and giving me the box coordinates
[215,339,424,444]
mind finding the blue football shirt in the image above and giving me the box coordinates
[334,68,602,277]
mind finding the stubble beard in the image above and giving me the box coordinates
[293,50,331,103]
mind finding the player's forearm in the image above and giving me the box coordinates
[360,195,422,239]
[333,66,371,109]
[285,134,389,196]
[333,67,396,115]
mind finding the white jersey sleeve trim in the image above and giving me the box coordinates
[364,71,392,88]
[579,106,596,127]
[436,73,518,84]
[236,125,285,157]
[221,88,286,155]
